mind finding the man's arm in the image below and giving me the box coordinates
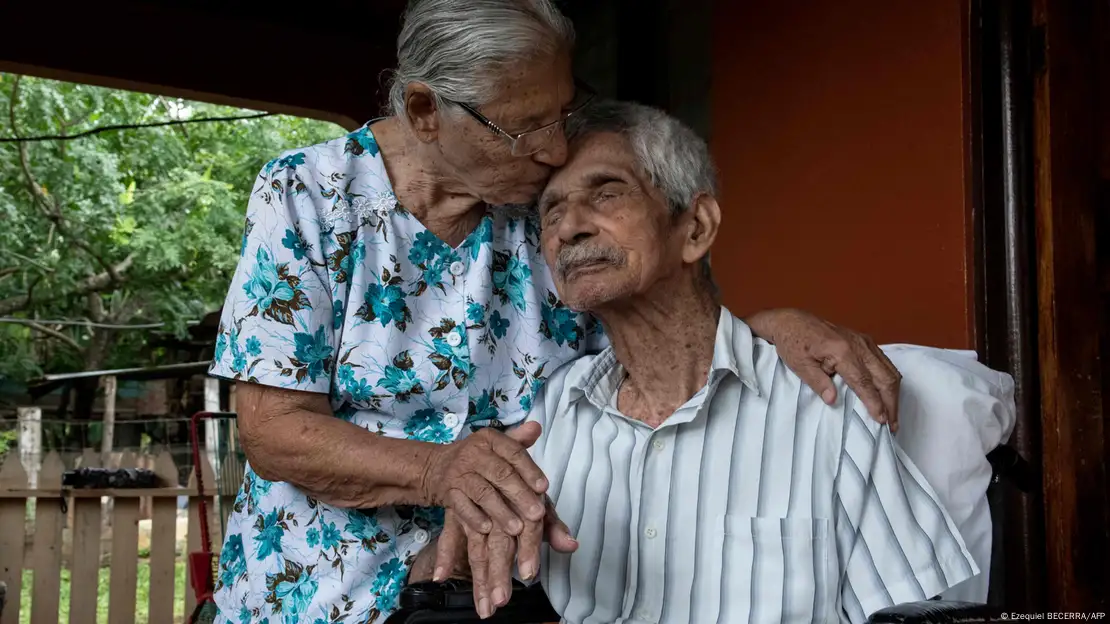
[833,392,979,623]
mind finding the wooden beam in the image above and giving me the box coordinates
[1032,0,1110,610]
[0,1,400,128]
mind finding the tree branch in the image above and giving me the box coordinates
[0,253,134,315]
[10,318,84,353]
[9,75,123,283]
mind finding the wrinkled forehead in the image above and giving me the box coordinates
[542,132,639,198]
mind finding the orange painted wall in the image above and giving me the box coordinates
[710,0,974,348]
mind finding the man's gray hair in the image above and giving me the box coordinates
[566,100,721,296]
[388,0,575,117]
[565,100,719,214]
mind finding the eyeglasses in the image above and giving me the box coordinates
[446,80,596,157]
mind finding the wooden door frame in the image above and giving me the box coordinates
[1031,0,1110,610]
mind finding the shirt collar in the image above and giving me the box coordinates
[570,306,764,410]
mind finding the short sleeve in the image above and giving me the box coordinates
[209,155,340,394]
[833,393,980,623]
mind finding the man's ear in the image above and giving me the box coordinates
[404,83,440,143]
[682,193,722,266]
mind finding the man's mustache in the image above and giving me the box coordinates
[555,243,626,278]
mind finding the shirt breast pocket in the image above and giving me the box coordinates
[719,515,833,623]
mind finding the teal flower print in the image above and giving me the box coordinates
[358,282,409,329]
[428,321,472,390]
[370,558,408,613]
[468,390,499,424]
[214,332,228,364]
[292,325,334,384]
[378,353,424,401]
[281,228,310,261]
[541,294,583,349]
[320,521,342,550]
[253,509,286,560]
[245,336,262,357]
[460,216,493,261]
[489,310,510,339]
[306,527,321,548]
[332,300,344,331]
[344,126,379,158]
[273,152,306,172]
[265,559,318,621]
[346,377,374,403]
[230,332,247,374]
[492,252,533,312]
[238,606,252,624]
[345,510,390,552]
[408,230,447,266]
[336,241,365,281]
[404,408,453,443]
[218,532,247,588]
[242,247,310,326]
[467,302,485,324]
[337,364,355,386]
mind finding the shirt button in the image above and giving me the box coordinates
[413,529,430,544]
[446,332,463,347]
[644,527,658,539]
[449,261,465,276]
[652,439,665,451]
[443,412,460,428]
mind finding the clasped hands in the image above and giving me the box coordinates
[414,421,574,620]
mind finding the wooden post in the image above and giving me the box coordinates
[17,407,41,491]
[69,450,101,624]
[100,376,117,538]
[0,454,28,624]
[100,376,117,465]
[107,452,139,624]
[147,452,179,623]
[30,452,65,624]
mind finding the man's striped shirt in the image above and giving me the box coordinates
[526,307,979,624]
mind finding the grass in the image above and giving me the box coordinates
[19,559,188,624]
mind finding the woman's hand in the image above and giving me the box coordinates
[420,422,548,536]
[745,308,903,430]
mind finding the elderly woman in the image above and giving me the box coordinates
[209,1,901,622]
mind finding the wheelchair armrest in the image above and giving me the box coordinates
[384,580,559,624]
[867,600,1006,623]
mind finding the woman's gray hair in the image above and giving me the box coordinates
[387,0,575,117]
[565,100,719,214]
[566,100,721,296]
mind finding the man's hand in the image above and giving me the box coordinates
[434,499,578,619]
[746,308,903,430]
[420,422,548,536]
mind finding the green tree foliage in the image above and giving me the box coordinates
[0,74,345,381]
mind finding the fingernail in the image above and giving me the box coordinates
[433,567,445,582]
[481,520,492,533]
[520,561,535,580]
[478,597,491,618]
[492,587,507,607]
[821,389,836,404]
[530,503,544,519]
[508,518,523,534]
[535,478,548,491]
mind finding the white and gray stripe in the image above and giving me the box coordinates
[527,307,979,624]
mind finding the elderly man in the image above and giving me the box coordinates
[470,101,980,623]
